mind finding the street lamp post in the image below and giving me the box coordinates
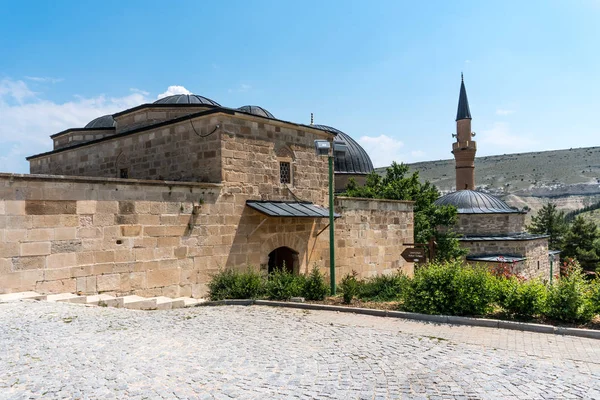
[315,139,346,295]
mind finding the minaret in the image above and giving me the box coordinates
[452,73,476,190]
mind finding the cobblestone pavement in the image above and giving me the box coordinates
[1,301,599,400]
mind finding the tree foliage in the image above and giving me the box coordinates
[561,216,600,273]
[526,203,568,250]
[344,162,466,262]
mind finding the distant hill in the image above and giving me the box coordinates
[376,146,600,217]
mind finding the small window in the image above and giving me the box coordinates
[279,162,291,184]
[120,168,129,179]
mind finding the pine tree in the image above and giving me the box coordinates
[526,203,568,250]
[562,216,600,273]
[344,162,466,262]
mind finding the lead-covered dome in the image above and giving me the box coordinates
[312,125,374,175]
[154,94,220,106]
[85,114,115,129]
[237,105,275,119]
[434,190,522,214]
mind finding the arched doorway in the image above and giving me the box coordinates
[268,247,299,274]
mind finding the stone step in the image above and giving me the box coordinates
[172,297,204,308]
[0,291,46,302]
[121,295,159,310]
[46,293,81,303]
[154,296,175,310]
[68,294,116,306]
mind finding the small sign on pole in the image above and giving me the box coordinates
[401,247,427,263]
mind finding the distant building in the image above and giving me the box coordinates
[434,76,554,279]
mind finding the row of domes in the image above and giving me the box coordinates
[85,94,274,128]
[83,94,374,175]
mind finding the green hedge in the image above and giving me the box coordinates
[207,262,600,324]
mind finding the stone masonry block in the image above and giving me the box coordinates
[146,268,180,288]
[36,278,76,294]
[20,242,51,257]
[51,240,83,254]
[97,273,121,292]
[25,200,77,215]
[25,228,54,242]
[54,227,77,240]
[46,253,77,269]
[0,242,20,258]
[121,225,142,237]
[76,200,97,215]
[5,201,25,215]
[0,258,11,274]
[11,256,45,271]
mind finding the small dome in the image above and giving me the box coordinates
[154,94,220,106]
[434,190,521,214]
[237,105,275,119]
[85,115,115,129]
[312,125,374,175]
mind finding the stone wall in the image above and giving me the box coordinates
[334,197,414,278]
[461,238,550,280]
[30,115,224,183]
[454,213,526,235]
[114,105,215,134]
[53,129,116,150]
[0,174,414,296]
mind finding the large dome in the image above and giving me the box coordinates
[237,105,275,119]
[85,114,115,129]
[434,190,521,214]
[154,94,220,106]
[312,125,374,175]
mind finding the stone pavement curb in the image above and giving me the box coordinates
[198,299,600,340]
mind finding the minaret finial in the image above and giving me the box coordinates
[310,113,314,125]
[461,72,464,82]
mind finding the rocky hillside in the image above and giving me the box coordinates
[377,146,600,216]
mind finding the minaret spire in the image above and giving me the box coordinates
[456,73,472,121]
[452,74,477,190]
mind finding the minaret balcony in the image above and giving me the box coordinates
[452,141,477,152]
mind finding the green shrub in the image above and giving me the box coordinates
[589,279,600,316]
[545,265,594,323]
[208,268,264,300]
[402,261,496,316]
[358,272,408,302]
[500,278,547,319]
[265,268,306,300]
[302,266,329,301]
[340,271,360,304]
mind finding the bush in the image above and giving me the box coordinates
[208,268,264,300]
[589,279,600,316]
[500,278,547,319]
[264,268,306,300]
[302,266,329,301]
[358,272,408,302]
[402,261,496,316]
[545,264,595,323]
[340,271,360,304]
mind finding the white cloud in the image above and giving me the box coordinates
[25,76,64,84]
[0,78,152,173]
[478,122,538,152]
[357,134,405,168]
[156,85,191,99]
[0,78,36,104]
[496,108,515,116]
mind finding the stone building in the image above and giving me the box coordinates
[434,76,553,280]
[0,94,412,297]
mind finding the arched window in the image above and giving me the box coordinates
[275,145,295,186]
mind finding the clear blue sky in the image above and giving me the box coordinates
[1,0,599,173]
